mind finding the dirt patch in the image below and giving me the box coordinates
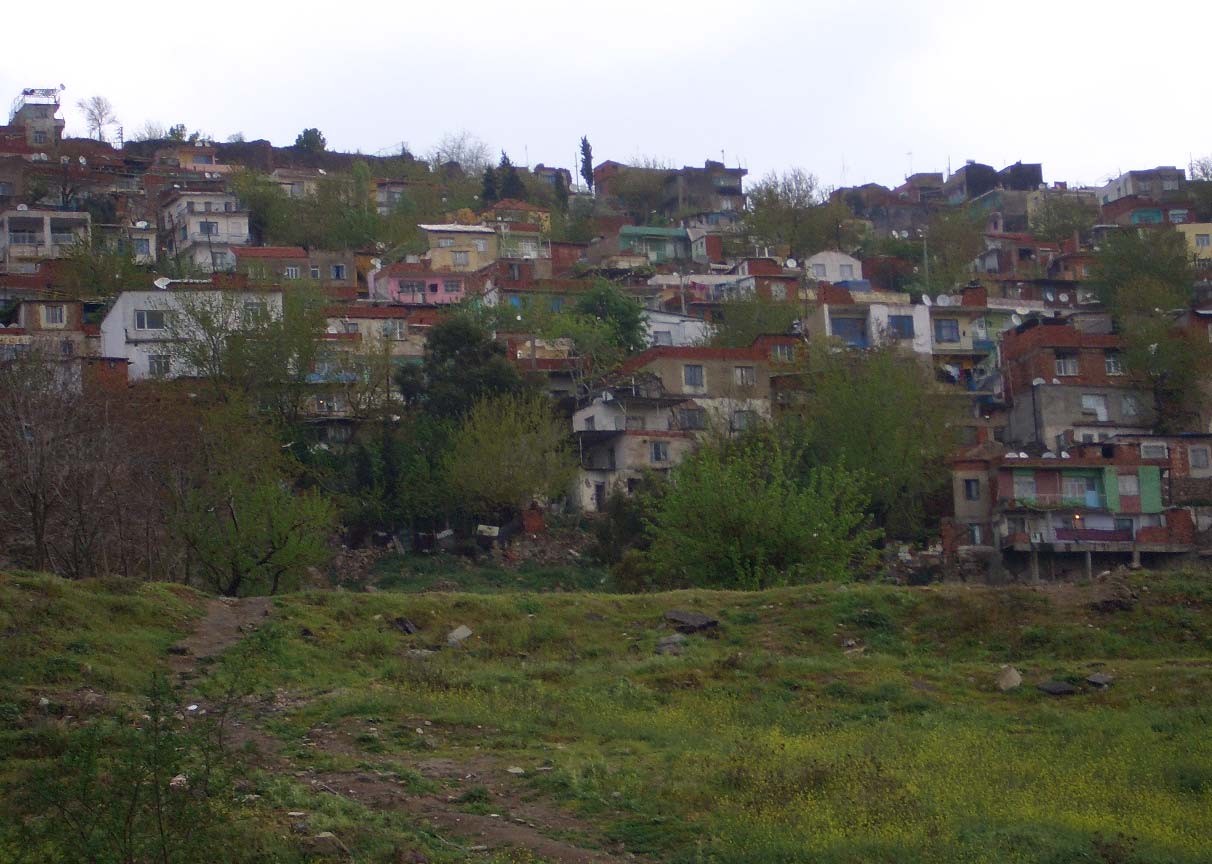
[167,596,272,677]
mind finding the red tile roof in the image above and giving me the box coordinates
[233,246,308,259]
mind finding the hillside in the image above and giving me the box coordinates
[2,570,1211,863]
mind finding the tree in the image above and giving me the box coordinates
[609,159,670,223]
[173,401,334,597]
[1029,193,1099,245]
[167,123,188,142]
[445,393,575,518]
[920,208,984,293]
[76,95,118,142]
[745,169,856,259]
[132,120,167,142]
[573,280,648,353]
[1190,157,1212,222]
[481,165,499,204]
[396,312,526,419]
[707,295,801,347]
[61,237,147,298]
[644,433,880,589]
[580,136,594,190]
[553,171,570,211]
[498,152,526,201]
[790,344,958,540]
[1091,228,1207,430]
[428,130,491,175]
[294,127,326,153]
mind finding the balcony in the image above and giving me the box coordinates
[1054,527,1133,543]
[184,232,247,245]
[1008,493,1106,510]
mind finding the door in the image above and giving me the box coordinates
[593,482,606,512]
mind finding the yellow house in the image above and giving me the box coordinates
[419,224,498,272]
[1177,223,1212,270]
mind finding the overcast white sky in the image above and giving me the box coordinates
[4,0,1210,190]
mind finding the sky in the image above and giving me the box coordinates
[4,0,1211,191]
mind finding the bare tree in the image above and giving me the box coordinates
[77,95,119,142]
[132,120,167,142]
[427,130,491,175]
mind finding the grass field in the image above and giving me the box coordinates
[2,569,1211,863]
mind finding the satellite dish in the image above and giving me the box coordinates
[936,294,950,306]
[1018,452,1029,459]
[1032,377,1046,386]
[78,156,86,165]
[16,204,28,211]
[1045,291,1055,301]
[1016,307,1029,315]
[1006,452,1019,459]
[1061,451,1071,459]
[135,220,148,229]
[785,258,798,269]
[318,168,327,175]
[152,277,172,290]
[1059,293,1069,302]
[922,295,933,307]
[1043,451,1057,459]
[1011,314,1022,326]
[1052,377,1061,384]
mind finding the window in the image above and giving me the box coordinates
[1080,394,1109,421]
[135,309,167,330]
[1105,352,1123,375]
[963,478,981,500]
[43,304,65,326]
[452,251,469,267]
[1122,394,1141,417]
[32,130,47,144]
[550,297,563,312]
[583,415,595,431]
[243,301,267,324]
[284,265,300,279]
[839,263,855,279]
[133,238,150,256]
[731,410,757,432]
[734,366,756,387]
[474,239,487,253]
[199,221,218,235]
[683,364,704,388]
[652,330,673,346]
[331,264,346,280]
[889,315,914,339]
[1119,473,1140,495]
[223,201,234,212]
[1141,443,1168,459]
[1013,474,1036,500]
[651,441,670,463]
[1197,234,1211,248]
[437,238,454,248]
[401,280,424,295]
[443,280,461,293]
[384,320,406,340]
[1190,446,1210,470]
[187,201,196,213]
[770,343,794,362]
[934,318,960,343]
[1063,475,1096,502]
[770,283,787,301]
[831,316,867,347]
[203,201,213,212]
[60,339,73,356]
[1055,353,1079,376]
[811,263,827,278]
[148,355,170,377]
[678,408,706,430]
[310,265,321,279]
[968,524,983,545]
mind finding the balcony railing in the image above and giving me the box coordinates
[1054,528,1133,542]
[1009,493,1106,509]
[184,231,247,245]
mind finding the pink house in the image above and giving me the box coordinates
[370,263,471,305]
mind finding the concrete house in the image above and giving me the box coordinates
[160,191,250,272]
[804,250,862,283]
[100,285,283,381]
[1,207,90,265]
[418,224,498,272]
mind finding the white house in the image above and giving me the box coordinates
[645,310,710,347]
[160,191,250,273]
[100,285,283,381]
[805,250,862,283]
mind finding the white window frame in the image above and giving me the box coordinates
[1141,443,1168,459]
[734,365,756,387]
[148,354,171,377]
[1104,352,1123,375]
[43,304,65,326]
[1190,446,1210,470]
[134,309,167,331]
[1055,354,1079,376]
[284,265,300,279]
[683,364,704,388]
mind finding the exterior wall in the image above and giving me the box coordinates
[1007,384,1155,448]
[805,250,862,282]
[645,311,709,347]
[0,209,91,261]
[618,228,690,264]
[100,289,283,381]
[161,193,249,271]
[1177,223,1212,266]
[571,431,696,512]
[422,227,497,272]
[375,272,467,304]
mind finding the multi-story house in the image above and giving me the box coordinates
[10,298,90,358]
[99,285,283,381]
[804,250,863,283]
[418,224,497,272]
[369,262,476,305]
[1095,166,1186,206]
[160,191,250,272]
[1001,317,1155,448]
[6,88,65,147]
[96,221,157,265]
[806,283,932,357]
[0,207,90,266]
[233,246,357,297]
[1176,223,1212,272]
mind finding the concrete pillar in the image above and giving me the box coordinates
[1084,550,1093,580]
[1029,549,1040,583]
[1131,548,1142,569]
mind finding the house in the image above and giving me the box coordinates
[993,443,1194,576]
[805,284,931,357]
[661,160,746,225]
[532,164,573,193]
[943,161,998,204]
[1095,166,1186,206]
[496,222,550,261]
[322,304,437,362]
[159,191,250,272]
[1176,223,1212,272]
[1001,317,1155,448]
[804,250,862,283]
[369,262,477,305]
[0,207,90,264]
[10,299,90,358]
[418,224,498,272]
[618,226,690,264]
[233,246,357,296]
[99,284,283,381]
[96,222,157,265]
[7,88,65,147]
[270,167,322,199]
[1099,195,1191,227]
[154,141,231,175]
[645,309,710,347]
[485,199,551,233]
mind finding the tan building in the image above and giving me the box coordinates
[0,207,90,265]
[418,224,498,272]
[1177,223,1212,271]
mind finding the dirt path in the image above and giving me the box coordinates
[170,596,635,863]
